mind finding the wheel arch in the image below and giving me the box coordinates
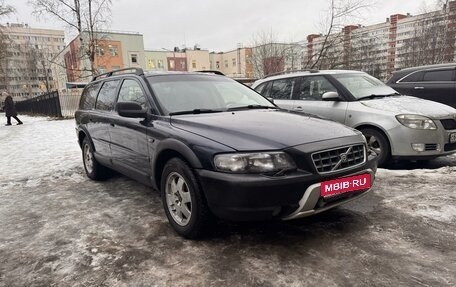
[153,139,203,190]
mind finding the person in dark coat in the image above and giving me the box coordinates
[3,92,23,126]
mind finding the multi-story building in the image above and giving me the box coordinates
[0,23,65,100]
[53,30,145,92]
[305,1,456,80]
[210,47,254,79]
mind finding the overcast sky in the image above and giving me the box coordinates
[5,0,436,51]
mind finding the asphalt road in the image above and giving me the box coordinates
[0,160,455,287]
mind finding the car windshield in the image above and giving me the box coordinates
[333,73,399,100]
[147,74,276,115]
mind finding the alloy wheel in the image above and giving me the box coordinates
[165,172,192,226]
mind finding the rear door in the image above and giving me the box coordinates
[292,75,348,123]
[260,77,297,109]
[90,79,120,160]
[110,77,151,178]
[417,69,456,108]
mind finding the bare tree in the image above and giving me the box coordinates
[398,1,454,68]
[305,0,375,69]
[0,0,15,92]
[250,30,288,78]
[30,0,112,78]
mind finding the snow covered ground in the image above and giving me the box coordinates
[0,114,455,286]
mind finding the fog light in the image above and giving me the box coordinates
[436,144,442,151]
[411,143,425,152]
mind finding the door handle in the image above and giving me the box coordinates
[110,123,115,127]
[294,106,303,110]
[414,86,425,90]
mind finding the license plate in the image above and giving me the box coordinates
[450,133,456,144]
[320,173,371,197]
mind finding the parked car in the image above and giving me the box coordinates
[386,63,456,108]
[75,68,377,238]
[252,70,456,167]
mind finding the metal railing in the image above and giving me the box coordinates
[15,91,63,118]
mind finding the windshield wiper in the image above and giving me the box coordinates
[358,92,400,100]
[169,109,223,116]
[226,104,276,111]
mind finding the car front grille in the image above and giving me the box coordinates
[440,119,456,130]
[312,144,366,174]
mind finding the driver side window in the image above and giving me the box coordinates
[297,76,337,101]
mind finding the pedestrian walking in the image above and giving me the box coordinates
[3,92,23,126]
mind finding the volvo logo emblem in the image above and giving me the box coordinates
[340,153,348,163]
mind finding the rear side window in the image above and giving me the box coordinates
[117,79,147,108]
[254,83,267,94]
[96,80,120,111]
[400,71,423,83]
[422,70,453,82]
[297,76,337,101]
[270,78,296,99]
[80,82,101,109]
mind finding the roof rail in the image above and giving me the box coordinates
[263,69,319,79]
[196,70,225,76]
[91,67,144,82]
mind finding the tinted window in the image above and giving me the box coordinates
[422,70,453,82]
[400,71,423,82]
[80,82,100,109]
[96,80,120,111]
[254,83,266,94]
[270,78,296,99]
[297,76,337,101]
[117,79,147,108]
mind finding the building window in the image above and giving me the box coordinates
[157,59,164,69]
[148,59,156,69]
[112,66,120,70]
[192,60,196,69]
[98,66,107,74]
[169,59,175,69]
[96,46,104,57]
[131,54,138,64]
[232,58,236,66]
[224,60,228,68]
[216,61,220,69]
[180,60,186,70]
[109,45,118,56]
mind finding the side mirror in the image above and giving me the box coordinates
[116,102,147,118]
[267,97,275,104]
[322,91,339,101]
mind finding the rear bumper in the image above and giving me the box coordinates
[197,156,377,221]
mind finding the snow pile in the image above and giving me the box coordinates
[0,114,81,184]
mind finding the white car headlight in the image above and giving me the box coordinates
[396,114,437,130]
[214,152,296,173]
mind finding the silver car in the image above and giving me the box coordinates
[252,70,456,166]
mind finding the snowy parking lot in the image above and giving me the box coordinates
[0,115,455,286]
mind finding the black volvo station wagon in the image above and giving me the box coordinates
[75,68,377,238]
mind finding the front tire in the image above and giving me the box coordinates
[161,158,213,239]
[360,128,391,167]
[82,137,109,180]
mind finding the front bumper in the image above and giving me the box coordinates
[388,123,456,159]
[197,155,377,222]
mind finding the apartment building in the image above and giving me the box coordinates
[305,1,456,80]
[0,23,65,100]
[210,47,254,79]
[53,30,145,92]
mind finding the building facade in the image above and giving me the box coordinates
[305,1,456,80]
[0,23,65,100]
[53,30,146,92]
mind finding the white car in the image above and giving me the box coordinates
[252,70,456,166]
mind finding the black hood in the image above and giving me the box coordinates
[170,109,361,151]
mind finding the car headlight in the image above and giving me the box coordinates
[396,114,437,130]
[214,152,296,173]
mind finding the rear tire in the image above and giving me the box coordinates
[82,137,109,180]
[360,128,391,167]
[161,158,213,239]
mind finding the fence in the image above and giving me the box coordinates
[14,90,82,118]
[15,91,62,118]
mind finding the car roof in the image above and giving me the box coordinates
[253,70,365,85]
[392,63,456,74]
